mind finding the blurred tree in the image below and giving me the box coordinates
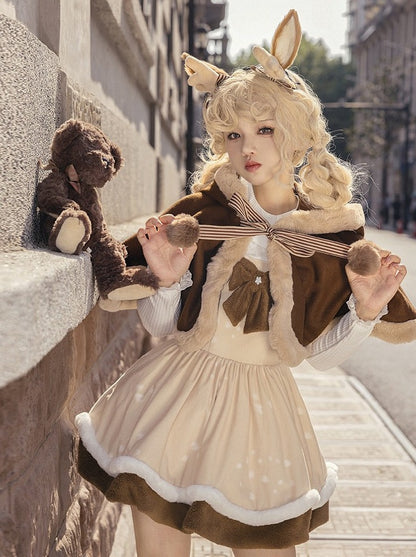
[348,65,406,160]
[231,35,354,161]
[348,64,408,222]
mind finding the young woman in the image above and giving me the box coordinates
[76,11,415,556]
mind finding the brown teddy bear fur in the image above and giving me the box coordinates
[37,119,159,300]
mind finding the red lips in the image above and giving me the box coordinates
[245,161,261,172]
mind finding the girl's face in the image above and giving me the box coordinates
[225,118,282,189]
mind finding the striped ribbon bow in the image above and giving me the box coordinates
[198,192,352,259]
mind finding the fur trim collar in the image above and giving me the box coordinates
[176,238,251,351]
[214,163,365,233]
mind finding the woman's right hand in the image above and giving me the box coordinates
[137,214,197,287]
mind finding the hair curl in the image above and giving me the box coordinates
[192,68,354,209]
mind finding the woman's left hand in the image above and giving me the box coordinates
[346,250,407,321]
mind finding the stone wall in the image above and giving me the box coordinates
[0,1,189,555]
[0,308,153,556]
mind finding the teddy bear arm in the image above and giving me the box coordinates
[89,231,158,300]
[37,173,80,215]
[68,187,105,233]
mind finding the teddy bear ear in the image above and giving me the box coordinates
[111,143,123,172]
[52,119,83,154]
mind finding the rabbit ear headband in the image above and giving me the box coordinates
[182,9,302,94]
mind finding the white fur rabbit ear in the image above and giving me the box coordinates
[252,10,301,89]
[181,52,228,93]
[271,9,302,69]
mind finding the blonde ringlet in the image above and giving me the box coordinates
[193,68,353,209]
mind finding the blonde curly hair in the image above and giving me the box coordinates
[193,68,353,210]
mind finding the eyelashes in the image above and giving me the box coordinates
[258,127,274,135]
[227,127,275,140]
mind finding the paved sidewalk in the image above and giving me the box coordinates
[191,362,416,557]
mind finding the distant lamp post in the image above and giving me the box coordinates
[186,22,210,183]
[194,24,210,59]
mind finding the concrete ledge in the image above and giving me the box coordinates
[0,249,95,387]
[0,217,147,387]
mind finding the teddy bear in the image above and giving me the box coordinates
[37,119,159,302]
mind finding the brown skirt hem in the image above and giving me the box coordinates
[77,441,329,549]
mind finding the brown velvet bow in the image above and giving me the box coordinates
[223,258,272,334]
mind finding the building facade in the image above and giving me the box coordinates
[0,0,226,555]
[348,0,416,229]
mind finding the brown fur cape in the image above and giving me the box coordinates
[124,164,416,366]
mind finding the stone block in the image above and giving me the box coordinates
[100,128,158,223]
[59,0,91,81]
[52,482,121,557]
[157,155,186,211]
[0,488,18,557]
[0,347,71,487]
[0,249,96,386]
[4,423,69,556]
[0,14,60,250]
[38,0,61,55]
[62,76,102,126]
[0,303,150,557]
[91,0,155,99]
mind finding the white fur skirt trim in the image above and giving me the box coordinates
[77,411,336,526]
